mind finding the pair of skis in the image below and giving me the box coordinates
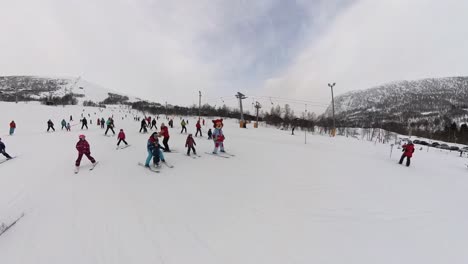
[185,154,201,159]
[74,161,99,174]
[205,152,235,158]
[0,156,18,165]
[116,144,131,150]
[0,213,24,237]
[138,161,174,173]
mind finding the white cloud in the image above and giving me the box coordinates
[261,0,468,114]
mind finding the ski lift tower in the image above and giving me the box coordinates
[236,92,247,128]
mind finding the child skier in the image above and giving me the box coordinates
[399,140,415,167]
[140,119,148,133]
[75,135,97,171]
[185,134,197,156]
[47,119,55,132]
[81,117,88,130]
[100,118,105,129]
[180,119,187,134]
[9,121,16,135]
[117,129,129,147]
[0,138,13,159]
[66,122,71,131]
[145,132,165,168]
[207,128,212,139]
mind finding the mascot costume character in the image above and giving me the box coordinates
[212,119,225,154]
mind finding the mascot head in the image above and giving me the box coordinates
[212,119,224,129]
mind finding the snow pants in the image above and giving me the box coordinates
[47,125,55,132]
[145,149,165,166]
[181,126,187,133]
[162,137,170,152]
[399,154,411,167]
[1,150,12,159]
[76,152,96,166]
[195,128,202,137]
[105,126,115,135]
[187,146,196,155]
[9,128,15,135]
[117,139,128,146]
[213,141,224,153]
[82,123,88,129]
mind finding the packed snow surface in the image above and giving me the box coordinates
[0,102,467,264]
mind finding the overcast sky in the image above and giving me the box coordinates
[1,0,468,114]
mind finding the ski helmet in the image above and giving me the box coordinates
[79,134,86,139]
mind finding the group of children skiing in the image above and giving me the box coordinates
[71,117,227,171]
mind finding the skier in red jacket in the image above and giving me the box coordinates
[9,121,16,135]
[159,123,170,152]
[75,135,96,170]
[117,129,129,147]
[195,120,202,137]
[185,134,197,156]
[399,141,415,167]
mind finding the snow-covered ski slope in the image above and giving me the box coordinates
[1,101,468,264]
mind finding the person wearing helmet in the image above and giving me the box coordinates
[0,138,13,159]
[75,135,96,171]
[399,140,415,167]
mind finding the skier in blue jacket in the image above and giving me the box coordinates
[144,132,165,167]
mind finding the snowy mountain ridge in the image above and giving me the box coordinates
[323,76,468,124]
[0,76,141,105]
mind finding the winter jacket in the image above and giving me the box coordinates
[141,120,147,127]
[196,122,201,129]
[10,122,16,128]
[186,136,196,148]
[61,120,66,126]
[0,141,5,152]
[82,118,88,124]
[212,128,225,142]
[152,120,156,125]
[181,120,186,126]
[160,126,169,138]
[47,120,54,127]
[151,143,164,156]
[118,131,126,140]
[402,143,415,158]
[147,136,157,151]
[76,139,91,154]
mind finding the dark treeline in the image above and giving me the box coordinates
[129,101,257,121]
[326,114,468,145]
[263,104,316,131]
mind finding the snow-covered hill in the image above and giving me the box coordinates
[1,102,468,263]
[323,77,468,123]
[0,76,141,105]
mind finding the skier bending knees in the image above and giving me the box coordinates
[75,135,96,168]
[399,141,415,167]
